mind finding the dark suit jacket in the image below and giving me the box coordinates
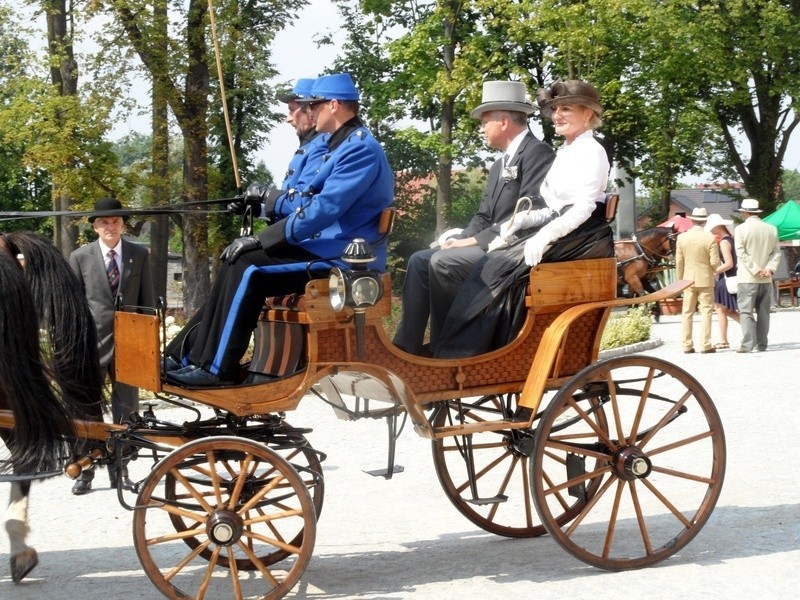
[460,132,555,249]
[69,238,154,368]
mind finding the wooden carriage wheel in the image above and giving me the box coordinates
[165,432,324,569]
[531,356,726,570]
[133,436,315,600]
[431,394,602,538]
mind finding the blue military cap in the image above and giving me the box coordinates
[277,78,316,103]
[302,73,360,102]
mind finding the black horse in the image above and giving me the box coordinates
[0,232,104,583]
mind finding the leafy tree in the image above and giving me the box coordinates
[91,0,303,313]
[688,0,800,212]
[782,169,800,201]
[0,6,52,232]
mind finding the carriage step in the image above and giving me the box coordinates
[364,465,405,478]
[467,494,508,506]
[566,453,588,500]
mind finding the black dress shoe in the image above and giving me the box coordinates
[109,467,136,491]
[167,366,232,387]
[683,348,695,354]
[161,356,183,373]
[71,479,92,495]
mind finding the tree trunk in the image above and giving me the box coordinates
[437,98,454,233]
[180,0,210,315]
[45,0,78,255]
[149,0,170,307]
[436,1,458,233]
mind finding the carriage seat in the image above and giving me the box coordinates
[251,208,395,377]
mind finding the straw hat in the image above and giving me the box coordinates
[687,207,709,222]
[536,80,604,119]
[737,198,762,214]
[704,213,733,234]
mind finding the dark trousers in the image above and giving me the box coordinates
[167,247,325,379]
[393,245,485,354]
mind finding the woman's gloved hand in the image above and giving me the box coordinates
[499,207,551,241]
[523,235,548,267]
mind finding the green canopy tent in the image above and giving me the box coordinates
[763,200,800,241]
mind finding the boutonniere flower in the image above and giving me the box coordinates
[502,165,518,181]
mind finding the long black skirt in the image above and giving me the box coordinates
[432,215,615,359]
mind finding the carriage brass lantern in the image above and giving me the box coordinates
[329,238,383,359]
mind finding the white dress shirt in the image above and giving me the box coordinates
[535,130,609,248]
[99,239,123,273]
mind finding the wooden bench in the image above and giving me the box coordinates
[776,278,799,307]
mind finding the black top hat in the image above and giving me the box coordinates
[88,198,129,222]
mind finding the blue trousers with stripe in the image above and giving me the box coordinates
[167,247,329,379]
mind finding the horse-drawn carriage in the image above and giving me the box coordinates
[1,228,726,599]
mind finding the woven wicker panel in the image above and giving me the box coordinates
[557,309,604,377]
[312,312,559,397]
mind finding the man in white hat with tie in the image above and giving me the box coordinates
[676,207,720,353]
[733,198,781,352]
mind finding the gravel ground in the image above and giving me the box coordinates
[2,309,799,599]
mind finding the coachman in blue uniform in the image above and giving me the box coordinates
[168,73,394,386]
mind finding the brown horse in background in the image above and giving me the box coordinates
[615,226,676,319]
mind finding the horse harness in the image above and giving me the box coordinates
[616,232,673,269]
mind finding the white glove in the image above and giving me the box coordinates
[523,235,548,267]
[487,235,509,253]
[431,227,464,248]
[500,208,551,241]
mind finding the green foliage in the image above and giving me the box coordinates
[600,304,652,350]
[782,169,800,202]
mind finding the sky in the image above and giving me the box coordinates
[21,0,800,188]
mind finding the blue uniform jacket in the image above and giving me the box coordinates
[260,124,395,269]
[278,130,329,193]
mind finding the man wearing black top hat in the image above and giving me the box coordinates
[68,198,154,494]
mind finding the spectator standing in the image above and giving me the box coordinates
[69,198,154,494]
[393,80,554,356]
[734,198,782,353]
[705,213,739,349]
[676,207,720,354]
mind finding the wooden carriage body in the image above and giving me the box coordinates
[115,257,680,437]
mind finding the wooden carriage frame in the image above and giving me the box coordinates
[1,251,727,600]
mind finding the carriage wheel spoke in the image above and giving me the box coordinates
[533,357,725,569]
[628,480,653,556]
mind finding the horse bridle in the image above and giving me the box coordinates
[617,232,674,268]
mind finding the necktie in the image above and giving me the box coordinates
[107,249,120,296]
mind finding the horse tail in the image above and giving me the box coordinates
[6,233,105,423]
[0,252,76,474]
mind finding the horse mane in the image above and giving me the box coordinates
[5,232,105,421]
[637,226,674,239]
[0,252,78,473]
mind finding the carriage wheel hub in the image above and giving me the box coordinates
[206,511,244,546]
[614,447,652,480]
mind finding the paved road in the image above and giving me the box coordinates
[2,309,799,599]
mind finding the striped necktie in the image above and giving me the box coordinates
[107,249,120,296]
